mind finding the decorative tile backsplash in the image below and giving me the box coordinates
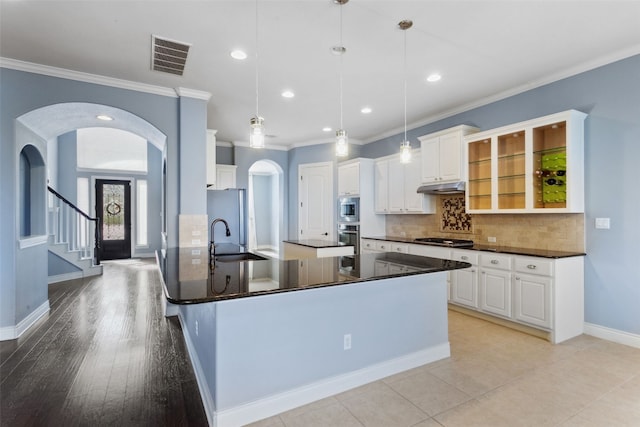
[385,195,585,252]
[441,196,472,232]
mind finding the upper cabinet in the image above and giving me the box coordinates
[206,129,217,187]
[338,161,360,196]
[215,164,237,189]
[375,150,435,214]
[419,125,479,184]
[466,110,587,214]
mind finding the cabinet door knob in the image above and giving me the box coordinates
[491,259,499,264]
[527,264,537,269]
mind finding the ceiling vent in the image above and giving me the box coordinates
[151,35,191,76]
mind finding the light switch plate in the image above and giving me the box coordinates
[595,218,610,229]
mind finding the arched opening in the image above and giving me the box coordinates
[248,160,283,258]
[18,145,46,238]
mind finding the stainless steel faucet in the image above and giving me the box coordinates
[209,218,231,257]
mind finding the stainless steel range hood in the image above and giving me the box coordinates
[417,181,465,195]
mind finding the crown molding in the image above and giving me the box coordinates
[175,87,212,101]
[0,57,179,98]
[215,141,233,148]
[362,44,640,144]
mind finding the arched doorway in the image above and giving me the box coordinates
[248,160,283,258]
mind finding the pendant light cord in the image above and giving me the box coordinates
[403,27,407,144]
[339,3,344,129]
[255,0,260,118]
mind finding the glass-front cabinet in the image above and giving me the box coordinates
[466,110,587,214]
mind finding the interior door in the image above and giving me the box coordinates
[298,162,333,240]
[96,179,131,260]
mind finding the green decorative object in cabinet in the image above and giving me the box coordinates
[465,110,586,214]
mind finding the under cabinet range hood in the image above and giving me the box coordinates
[417,181,465,195]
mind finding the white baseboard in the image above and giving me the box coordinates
[0,300,50,341]
[177,311,215,427]
[213,343,450,427]
[584,322,640,349]
[48,271,84,284]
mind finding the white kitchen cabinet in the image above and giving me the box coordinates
[338,161,360,196]
[466,110,587,214]
[450,250,478,309]
[478,253,512,318]
[364,238,584,343]
[479,267,512,318]
[375,151,435,214]
[374,160,389,213]
[419,125,479,184]
[360,239,380,253]
[215,164,237,189]
[513,256,553,329]
[206,129,217,187]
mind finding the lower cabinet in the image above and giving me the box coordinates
[450,250,478,309]
[361,238,583,343]
[479,268,512,318]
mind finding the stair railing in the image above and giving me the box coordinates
[47,186,101,265]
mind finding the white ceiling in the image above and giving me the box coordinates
[2,1,640,149]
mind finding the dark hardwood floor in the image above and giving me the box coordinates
[0,259,208,426]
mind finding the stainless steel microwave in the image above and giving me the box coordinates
[338,197,359,223]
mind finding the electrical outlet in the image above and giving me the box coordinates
[595,218,610,229]
[488,236,497,243]
[343,334,352,350]
[195,320,199,336]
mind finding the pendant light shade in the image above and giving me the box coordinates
[249,116,265,148]
[249,0,265,148]
[335,129,348,157]
[399,19,412,164]
[334,0,349,157]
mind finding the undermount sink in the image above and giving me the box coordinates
[214,252,268,262]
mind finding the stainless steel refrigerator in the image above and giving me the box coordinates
[206,188,247,247]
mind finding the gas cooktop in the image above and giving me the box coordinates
[414,237,475,248]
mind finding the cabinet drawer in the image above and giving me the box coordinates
[452,250,478,265]
[391,243,409,253]
[514,257,553,276]
[375,241,391,251]
[361,239,376,251]
[480,253,512,270]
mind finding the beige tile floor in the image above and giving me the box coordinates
[249,310,640,427]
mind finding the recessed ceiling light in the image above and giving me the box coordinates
[230,50,247,60]
[96,114,114,121]
[426,73,442,83]
[281,90,295,98]
[361,107,372,114]
[322,127,332,132]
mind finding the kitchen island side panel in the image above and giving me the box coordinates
[212,272,448,412]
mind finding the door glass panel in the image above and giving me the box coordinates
[102,183,126,240]
[467,138,492,210]
[533,121,567,209]
[497,130,525,209]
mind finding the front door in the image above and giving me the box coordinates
[298,161,333,240]
[96,179,131,260]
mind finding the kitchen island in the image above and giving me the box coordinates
[157,246,470,427]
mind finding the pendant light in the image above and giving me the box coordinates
[249,0,265,148]
[399,19,412,163]
[334,0,348,157]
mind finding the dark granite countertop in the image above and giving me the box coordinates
[363,236,586,259]
[282,239,352,249]
[157,248,470,304]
